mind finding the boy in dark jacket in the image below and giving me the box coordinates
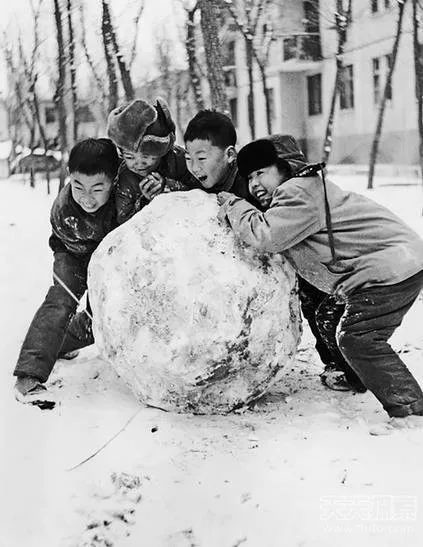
[107,98,200,225]
[183,110,252,201]
[14,138,120,404]
[217,135,423,420]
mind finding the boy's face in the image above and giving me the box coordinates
[121,149,161,177]
[185,139,236,189]
[70,171,114,213]
[248,165,283,209]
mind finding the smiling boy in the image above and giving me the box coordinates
[107,98,200,224]
[218,136,423,420]
[183,110,253,200]
[14,138,120,404]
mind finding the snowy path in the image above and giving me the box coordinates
[1,175,423,546]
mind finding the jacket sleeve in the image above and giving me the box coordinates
[115,167,148,225]
[219,183,322,253]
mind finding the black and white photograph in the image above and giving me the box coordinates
[1,0,423,545]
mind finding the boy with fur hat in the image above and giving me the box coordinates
[183,110,253,201]
[217,135,423,422]
[14,138,120,405]
[107,97,200,224]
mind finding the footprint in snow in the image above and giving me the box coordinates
[76,472,142,546]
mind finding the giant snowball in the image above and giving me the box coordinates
[88,190,301,414]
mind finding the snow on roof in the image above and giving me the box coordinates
[0,140,12,160]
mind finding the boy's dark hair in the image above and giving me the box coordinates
[68,138,119,180]
[184,110,237,148]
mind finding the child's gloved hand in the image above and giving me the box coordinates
[139,172,164,201]
[216,191,233,206]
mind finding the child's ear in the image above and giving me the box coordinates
[225,146,237,165]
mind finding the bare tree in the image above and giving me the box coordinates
[412,0,423,196]
[368,0,408,189]
[155,32,173,105]
[101,0,119,112]
[221,0,273,137]
[103,0,135,101]
[79,1,108,123]
[53,0,68,191]
[185,2,205,110]
[322,0,352,164]
[129,1,145,70]
[67,0,78,143]
[198,0,229,112]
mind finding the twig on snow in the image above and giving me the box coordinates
[66,408,143,471]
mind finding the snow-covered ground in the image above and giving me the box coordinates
[1,173,423,547]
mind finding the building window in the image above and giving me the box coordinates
[372,55,392,103]
[224,68,237,88]
[371,0,391,13]
[224,40,236,67]
[76,104,95,123]
[307,73,322,115]
[336,0,345,12]
[340,64,354,109]
[229,97,238,127]
[372,57,381,103]
[45,106,57,124]
[283,37,297,61]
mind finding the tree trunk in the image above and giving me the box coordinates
[322,58,342,163]
[412,0,423,208]
[129,2,145,69]
[186,4,205,111]
[101,0,118,113]
[246,37,256,139]
[368,0,408,189]
[67,0,78,143]
[257,61,271,134]
[79,2,108,124]
[104,0,135,101]
[322,0,352,163]
[53,0,68,192]
[199,0,229,113]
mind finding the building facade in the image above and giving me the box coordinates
[226,0,420,165]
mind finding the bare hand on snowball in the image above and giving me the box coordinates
[139,172,164,201]
[216,191,233,206]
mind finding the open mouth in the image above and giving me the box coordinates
[255,190,268,200]
[133,168,149,175]
[82,204,98,212]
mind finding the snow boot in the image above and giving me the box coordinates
[320,364,367,393]
[58,349,80,360]
[14,376,56,410]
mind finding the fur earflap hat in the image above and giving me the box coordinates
[237,135,307,179]
[107,98,176,157]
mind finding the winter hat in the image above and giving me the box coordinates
[107,98,176,157]
[237,139,287,179]
[237,135,307,179]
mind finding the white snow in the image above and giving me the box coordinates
[0,139,12,160]
[1,173,423,546]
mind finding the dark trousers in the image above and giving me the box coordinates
[14,251,94,383]
[299,272,423,417]
[298,277,364,388]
